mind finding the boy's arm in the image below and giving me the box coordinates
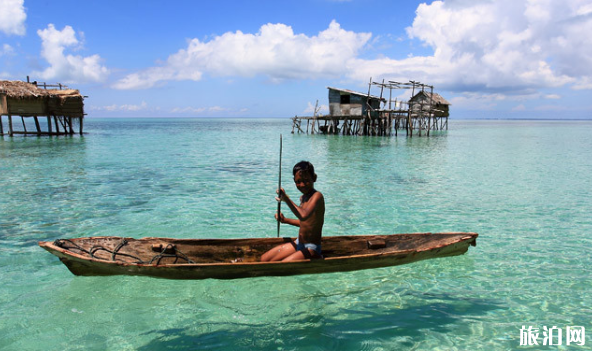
[281,191,323,221]
[276,212,300,227]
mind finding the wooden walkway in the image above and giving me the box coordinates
[291,112,448,137]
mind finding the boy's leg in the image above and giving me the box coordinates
[282,248,316,262]
[260,242,297,262]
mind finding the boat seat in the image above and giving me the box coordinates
[367,239,386,249]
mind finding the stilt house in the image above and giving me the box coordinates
[0,80,85,136]
[328,87,385,118]
[409,91,450,117]
[292,80,450,137]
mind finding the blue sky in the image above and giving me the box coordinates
[1,0,591,119]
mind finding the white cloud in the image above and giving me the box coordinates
[113,0,592,100]
[303,101,328,115]
[1,44,15,56]
[171,107,207,114]
[171,106,233,114]
[34,24,109,83]
[114,20,371,89]
[91,101,148,112]
[572,76,592,90]
[349,0,590,95]
[0,0,26,36]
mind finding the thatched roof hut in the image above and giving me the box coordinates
[0,80,84,117]
[1,80,85,135]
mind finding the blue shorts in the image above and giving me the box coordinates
[295,238,322,257]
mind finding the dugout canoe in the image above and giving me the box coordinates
[39,232,478,280]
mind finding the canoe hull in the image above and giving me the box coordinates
[39,233,478,280]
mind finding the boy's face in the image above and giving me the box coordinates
[294,170,315,195]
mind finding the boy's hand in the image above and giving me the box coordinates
[275,212,285,223]
[276,187,288,202]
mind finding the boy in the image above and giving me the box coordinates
[261,161,325,262]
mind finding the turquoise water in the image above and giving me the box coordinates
[1,118,591,350]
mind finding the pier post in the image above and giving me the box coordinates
[8,115,13,136]
[21,117,27,133]
[34,116,41,134]
[54,116,60,134]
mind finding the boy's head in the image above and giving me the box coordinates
[293,161,317,182]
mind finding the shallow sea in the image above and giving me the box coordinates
[1,118,591,350]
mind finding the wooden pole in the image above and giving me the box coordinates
[79,117,84,135]
[0,116,3,135]
[34,116,41,134]
[54,116,60,134]
[47,116,53,134]
[8,115,13,136]
[21,117,27,133]
[277,134,282,238]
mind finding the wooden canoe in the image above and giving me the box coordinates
[38,232,478,280]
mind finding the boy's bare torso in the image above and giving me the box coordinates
[298,191,325,246]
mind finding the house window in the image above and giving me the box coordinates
[340,94,350,104]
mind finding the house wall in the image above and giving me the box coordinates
[0,94,7,115]
[328,89,377,117]
[1,96,84,117]
[47,96,84,117]
[6,98,45,116]
[410,94,449,117]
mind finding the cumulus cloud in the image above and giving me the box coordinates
[34,24,109,83]
[349,0,590,93]
[170,105,247,116]
[0,0,26,36]
[113,1,591,97]
[90,101,148,112]
[1,44,15,56]
[114,20,370,89]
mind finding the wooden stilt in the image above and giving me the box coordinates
[21,117,27,133]
[79,117,84,135]
[47,116,53,134]
[0,116,3,135]
[8,115,13,136]
[54,116,60,134]
[34,116,41,134]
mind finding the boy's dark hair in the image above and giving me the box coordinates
[293,161,316,180]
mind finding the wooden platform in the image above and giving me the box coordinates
[291,113,448,137]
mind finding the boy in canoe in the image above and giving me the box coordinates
[261,161,325,262]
